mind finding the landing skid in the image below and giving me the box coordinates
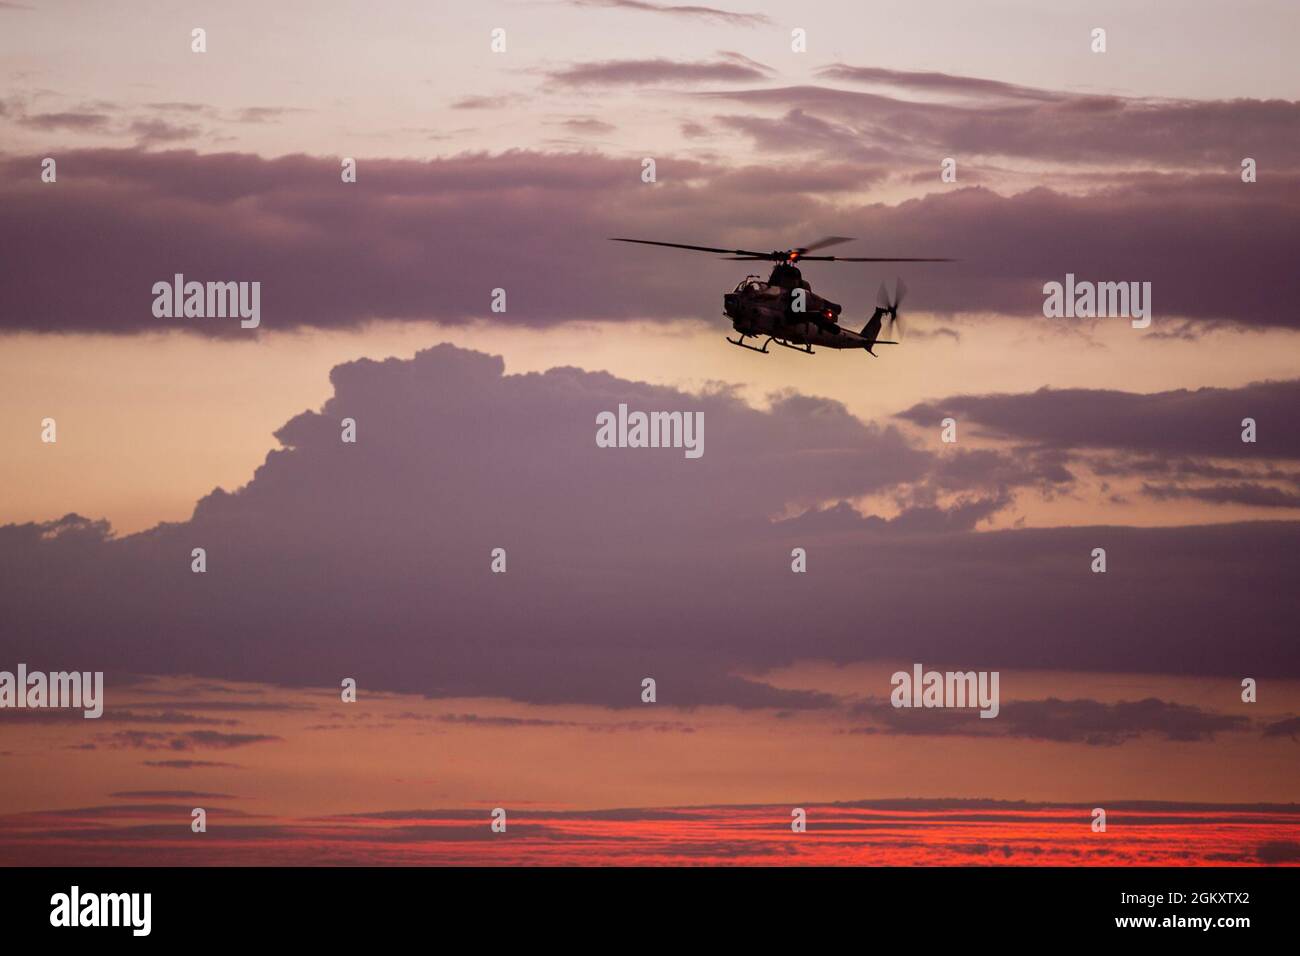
[772,337,814,355]
[726,334,814,355]
[726,334,771,353]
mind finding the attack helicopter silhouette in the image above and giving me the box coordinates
[610,236,949,355]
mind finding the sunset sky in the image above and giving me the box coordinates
[1,0,1298,865]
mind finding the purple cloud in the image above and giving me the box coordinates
[546,56,771,87]
[700,81,1300,167]
[17,110,111,132]
[899,381,1300,459]
[566,0,771,26]
[1,345,1297,709]
[2,149,1296,333]
[95,731,280,751]
[816,65,1063,102]
[851,696,1252,744]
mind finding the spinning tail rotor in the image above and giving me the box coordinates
[861,279,908,356]
[877,278,908,339]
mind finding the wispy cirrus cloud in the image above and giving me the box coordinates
[899,381,1300,460]
[545,53,772,87]
[109,790,237,800]
[16,110,112,132]
[94,731,282,751]
[450,94,514,110]
[565,0,770,27]
[0,800,1293,865]
[850,696,1253,745]
[1143,481,1300,509]
[1262,716,1300,740]
[557,116,617,135]
[815,64,1063,102]
[899,382,1300,511]
[234,106,308,124]
[128,118,201,146]
[899,382,1300,515]
[699,78,1300,168]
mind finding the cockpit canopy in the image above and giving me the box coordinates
[730,272,841,315]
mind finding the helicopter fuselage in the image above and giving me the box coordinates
[723,265,875,351]
[607,235,922,356]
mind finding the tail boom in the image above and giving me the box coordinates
[860,308,898,355]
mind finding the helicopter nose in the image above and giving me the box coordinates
[724,293,738,314]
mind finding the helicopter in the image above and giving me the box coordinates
[610,236,949,355]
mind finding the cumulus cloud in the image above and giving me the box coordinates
[1,345,1298,710]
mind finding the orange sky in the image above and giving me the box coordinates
[3,671,1297,814]
[3,0,1300,868]
[5,318,1300,535]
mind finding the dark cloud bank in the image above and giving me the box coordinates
[1,146,1296,333]
[900,381,1300,510]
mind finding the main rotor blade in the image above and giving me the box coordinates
[798,255,953,262]
[609,238,771,258]
[611,237,954,263]
[796,236,854,255]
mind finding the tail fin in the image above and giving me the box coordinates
[860,308,885,354]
